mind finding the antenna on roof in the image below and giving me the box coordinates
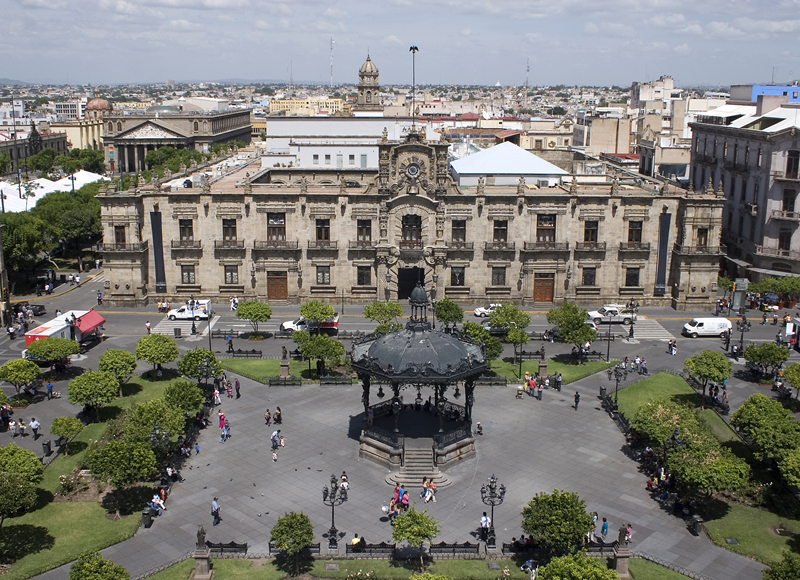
[409,46,419,128]
[525,58,529,94]
[330,37,334,90]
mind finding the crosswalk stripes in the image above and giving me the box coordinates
[628,318,674,340]
[151,316,204,337]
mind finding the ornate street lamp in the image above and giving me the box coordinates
[663,427,688,458]
[607,363,629,408]
[392,397,402,433]
[736,313,751,354]
[197,358,210,388]
[480,474,506,549]
[321,473,347,550]
[150,423,170,457]
[207,308,215,351]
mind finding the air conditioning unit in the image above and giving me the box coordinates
[537,180,549,188]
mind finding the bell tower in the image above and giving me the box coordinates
[354,56,383,115]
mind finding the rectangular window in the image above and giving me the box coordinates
[114,225,126,244]
[360,154,367,168]
[788,151,800,180]
[697,228,708,247]
[452,220,466,242]
[313,154,319,165]
[779,228,792,251]
[222,218,237,241]
[628,221,642,243]
[783,189,796,213]
[316,266,330,285]
[625,267,640,287]
[757,147,762,167]
[324,154,331,165]
[349,154,355,166]
[316,219,330,241]
[357,266,371,286]
[582,267,596,286]
[181,265,195,284]
[584,220,598,242]
[224,265,238,284]
[537,214,555,242]
[493,220,508,243]
[267,213,286,241]
[534,139,543,150]
[491,266,506,286]
[402,215,422,245]
[451,266,465,286]
[738,215,744,237]
[357,219,371,243]
[564,139,569,147]
[179,219,193,241]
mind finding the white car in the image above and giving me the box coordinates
[474,304,502,317]
[167,300,210,321]
[586,305,635,325]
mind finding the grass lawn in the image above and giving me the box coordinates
[703,501,800,565]
[220,359,342,383]
[630,558,692,580]
[490,358,616,384]
[0,502,140,580]
[614,373,701,421]
[40,422,107,494]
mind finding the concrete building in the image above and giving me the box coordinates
[689,95,800,280]
[50,97,111,151]
[55,98,88,120]
[573,110,631,156]
[0,127,68,173]
[450,142,568,187]
[731,84,800,105]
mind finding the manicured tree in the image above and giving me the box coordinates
[177,348,221,383]
[236,301,273,335]
[521,489,593,554]
[50,417,84,456]
[462,321,502,361]
[434,296,463,331]
[538,553,619,580]
[779,449,800,489]
[546,302,596,363]
[0,471,37,532]
[68,552,130,580]
[123,399,185,448]
[717,277,734,301]
[0,359,41,397]
[364,301,405,334]
[270,511,314,576]
[744,344,790,382]
[98,349,137,397]
[299,334,345,376]
[299,300,335,334]
[0,443,44,484]
[763,551,800,580]
[164,379,204,414]
[87,440,157,495]
[667,437,749,498]
[506,328,529,361]
[25,337,80,372]
[629,398,701,450]
[68,371,119,423]
[683,349,731,398]
[391,505,440,572]
[135,334,179,377]
[731,393,800,462]
[489,303,531,332]
[783,363,800,399]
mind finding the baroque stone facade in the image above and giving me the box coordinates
[98,129,723,310]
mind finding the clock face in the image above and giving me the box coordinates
[406,163,420,179]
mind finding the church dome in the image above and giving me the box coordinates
[359,56,378,75]
[86,98,111,110]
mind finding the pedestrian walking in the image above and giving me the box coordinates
[29,418,40,439]
[272,450,277,462]
[480,512,491,542]
[537,383,543,401]
[763,312,768,325]
[235,378,240,399]
[17,420,25,437]
[47,381,53,400]
[213,388,221,406]
[555,372,562,391]
[145,321,151,334]
[97,291,103,306]
[271,429,281,450]
[211,497,221,526]
[8,419,16,437]
[265,409,271,425]
[641,359,647,375]
[68,273,74,286]
[774,312,779,325]
[625,524,633,543]
[218,410,225,430]
[75,275,80,286]
[96,259,100,270]
[574,391,580,410]
[274,407,282,424]
[601,517,608,540]
[226,382,232,398]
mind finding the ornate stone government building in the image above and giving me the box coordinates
[98,125,725,310]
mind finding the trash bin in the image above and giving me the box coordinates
[60,274,66,283]
[142,507,153,528]
[599,386,607,398]
[692,514,704,534]
[174,327,181,338]
[42,439,51,456]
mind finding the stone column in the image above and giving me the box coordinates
[464,380,475,423]
[361,376,370,424]
[192,548,214,580]
[614,546,632,579]
[134,144,139,173]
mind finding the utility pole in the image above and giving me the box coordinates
[330,38,334,90]
[409,46,419,127]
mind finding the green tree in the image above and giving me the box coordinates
[25,337,80,372]
[88,440,156,489]
[292,330,310,350]
[717,276,734,299]
[164,379,204,413]
[683,350,731,397]
[546,303,596,362]
[549,106,567,116]
[744,344,790,381]
[124,399,185,448]
[489,303,531,331]
[236,301,273,334]
[391,505,440,571]
[461,321,502,361]
[0,211,51,287]
[433,296,463,331]
[763,551,800,580]
[0,359,41,397]
[521,489,592,553]
[667,438,749,497]
[538,553,618,580]
[731,393,800,462]
[783,363,800,399]
[68,371,119,422]
[98,349,138,396]
[177,348,221,382]
[629,398,700,450]
[0,443,44,484]
[300,334,345,376]
[50,417,84,455]
[270,511,314,576]
[0,152,10,175]
[299,300,335,333]
[68,552,130,580]
[779,449,800,489]
[506,328,529,360]
[135,334,179,376]
[364,301,405,334]
[0,471,37,532]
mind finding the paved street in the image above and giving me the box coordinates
[0,280,790,580]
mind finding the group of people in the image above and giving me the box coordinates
[519,371,563,400]
[384,484,411,522]
[218,410,232,443]
[667,339,678,356]
[264,407,282,426]
[270,429,284,462]
[67,273,81,286]
[622,356,648,375]
[2,407,40,439]
[213,375,241,402]
[229,297,240,311]
[156,301,172,313]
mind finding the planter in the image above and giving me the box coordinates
[789,301,797,309]
[778,301,785,309]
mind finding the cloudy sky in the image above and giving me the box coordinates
[2,0,799,88]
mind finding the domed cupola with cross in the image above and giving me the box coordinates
[354,56,383,113]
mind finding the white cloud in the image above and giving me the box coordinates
[324,7,346,18]
[170,19,204,30]
[143,0,250,9]
[462,28,472,36]
[674,43,691,55]
[681,23,703,35]
[254,19,272,30]
[733,17,800,33]
[21,0,67,8]
[583,21,633,37]
[705,21,746,38]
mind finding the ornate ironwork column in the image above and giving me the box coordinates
[480,474,506,549]
[465,380,475,423]
[321,474,347,550]
[361,376,370,424]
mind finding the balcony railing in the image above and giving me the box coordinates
[485,241,516,250]
[446,240,474,250]
[575,241,607,251]
[399,240,424,249]
[171,240,202,248]
[673,244,725,255]
[523,241,568,251]
[214,240,245,248]
[99,241,148,252]
[349,240,375,249]
[756,245,800,260]
[254,239,299,249]
[771,210,800,222]
[772,170,800,180]
[308,240,338,249]
[619,242,651,251]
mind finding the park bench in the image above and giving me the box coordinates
[573,349,604,362]
[211,329,242,339]
[501,542,536,555]
[517,348,545,361]
[319,375,353,386]
[231,349,262,359]
[267,376,302,387]
[269,542,320,557]
[345,541,396,558]
[428,541,480,558]
[586,540,619,555]
[475,376,508,386]
[289,348,303,361]
[206,540,248,554]
[274,329,294,339]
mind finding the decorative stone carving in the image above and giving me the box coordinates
[381,127,388,143]
[569,177,578,194]
[202,175,211,194]
[300,175,308,195]
[190,158,198,169]
[611,177,619,196]
[179,162,187,174]
[243,174,252,195]
[705,177,714,196]
[715,180,724,198]
[440,128,448,142]
[517,176,526,195]
[138,173,146,187]
[164,167,172,180]
[477,176,485,195]
[340,176,347,195]
[687,180,695,196]
[124,123,177,139]
[660,181,668,196]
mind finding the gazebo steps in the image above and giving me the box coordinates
[385,471,452,488]
[384,446,453,488]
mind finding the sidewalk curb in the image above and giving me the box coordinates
[9,270,104,304]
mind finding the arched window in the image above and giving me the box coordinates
[366,91,371,103]
[108,122,113,132]
[117,122,122,132]
[194,121,199,132]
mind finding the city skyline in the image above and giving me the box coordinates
[2,0,799,88]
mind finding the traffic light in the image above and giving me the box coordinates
[732,282,736,292]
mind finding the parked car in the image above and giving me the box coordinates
[167,299,210,320]
[682,318,732,338]
[586,305,636,325]
[281,314,340,336]
[474,304,502,317]
[12,302,46,316]
[481,320,510,336]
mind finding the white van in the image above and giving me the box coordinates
[682,318,732,338]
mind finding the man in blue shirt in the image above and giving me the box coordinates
[211,497,220,526]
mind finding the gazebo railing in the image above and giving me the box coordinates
[433,426,472,450]
[440,400,466,420]
[363,425,404,450]
[369,399,396,418]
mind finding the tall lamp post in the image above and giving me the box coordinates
[207,308,215,351]
[606,314,615,362]
[197,359,210,388]
[480,474,506,549]
[321,474,347,550]
[736,312,751,353]
[409,46,419,125]
[607,363,629,408]
[150,423,170,459]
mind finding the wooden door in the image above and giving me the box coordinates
[533,273,555,303]
[267,272,288,300]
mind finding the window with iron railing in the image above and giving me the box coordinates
[451,267,465,287]
[316,219,330,241]
[225,265,238,284]
[452,220,466,243]
[181,265,195,284]
[584,220,598,243]
[357,220,371,243]
[491,267,506,286]
[114,226,126,244]
[537,214,555,242]
[625,267,640,287]
[222,219,237,241]
[268,213,286,241]
[628,221,642,243]
[357,266,371,286]
[493,220,508,243]
[582,267,596,287]
[179,219,193,241]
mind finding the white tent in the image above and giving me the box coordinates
[0,177,58,212]
[53,170,109,191]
